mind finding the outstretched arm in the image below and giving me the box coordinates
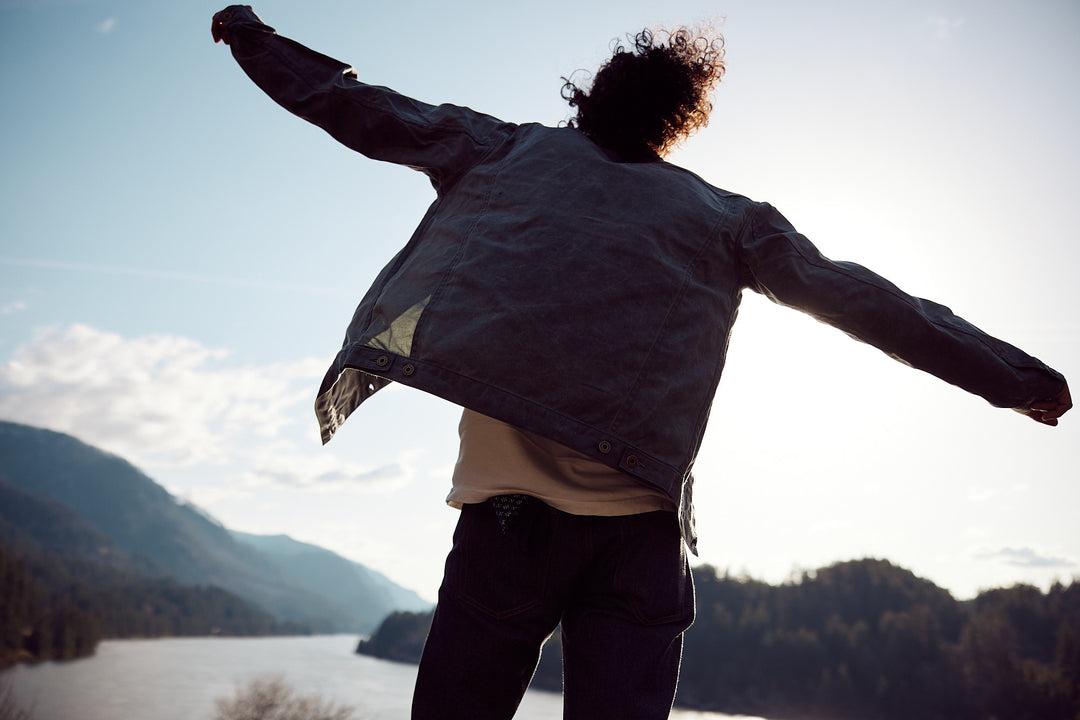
[210,6,512,190]
[741,203,1070,426]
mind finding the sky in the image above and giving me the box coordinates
[1,0,1078,604]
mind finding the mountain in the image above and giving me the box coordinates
[0,421,429,633]
[0,480,286,667]
[0,473,145,573]
[231,531,431,626]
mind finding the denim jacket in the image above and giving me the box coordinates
[221,7,1066,552]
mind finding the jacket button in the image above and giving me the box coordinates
[375,355,390,368]
[625,454,640,468]
[402,363,415,377]
[598,441,612,454]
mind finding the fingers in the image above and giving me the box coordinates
[1019,408,1058,426]
[1023,383,1072,425]
[1034,414,1059,427]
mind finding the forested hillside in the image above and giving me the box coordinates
[0,422,351,629]
[0,480,307,669]
[0,421,431,667]
[0,540,301,668]
[358,559,1080,720]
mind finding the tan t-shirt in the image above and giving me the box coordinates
[448,409,674,516]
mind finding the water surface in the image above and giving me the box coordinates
[4,636,765,720]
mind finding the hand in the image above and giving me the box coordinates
[1021,382,1071,426]
[211,9,231,44]
[212,6,252,45]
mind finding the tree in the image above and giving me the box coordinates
[213,675,358,720]
[0,672,33,720]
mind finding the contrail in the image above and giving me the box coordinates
[0,256,355,298]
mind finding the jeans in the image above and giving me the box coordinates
[412,497,695,720]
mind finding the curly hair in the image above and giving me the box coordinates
[563,27,726,160]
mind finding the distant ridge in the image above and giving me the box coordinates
[0,420,430,634]
[230,530,431,622]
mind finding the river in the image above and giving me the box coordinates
[2,636,764,720]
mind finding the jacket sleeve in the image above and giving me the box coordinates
[739,202,1066,412]
[218,6,513,191]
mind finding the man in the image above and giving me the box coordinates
[212,7,1070,719]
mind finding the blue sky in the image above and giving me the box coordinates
[2,0,1078,602]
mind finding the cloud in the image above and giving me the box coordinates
[0,324,324,467]
[976,547,1075,569]
[234,444,409,492]
[96,18,116,34]
[1,301,27,315]
[927,16,965,41]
